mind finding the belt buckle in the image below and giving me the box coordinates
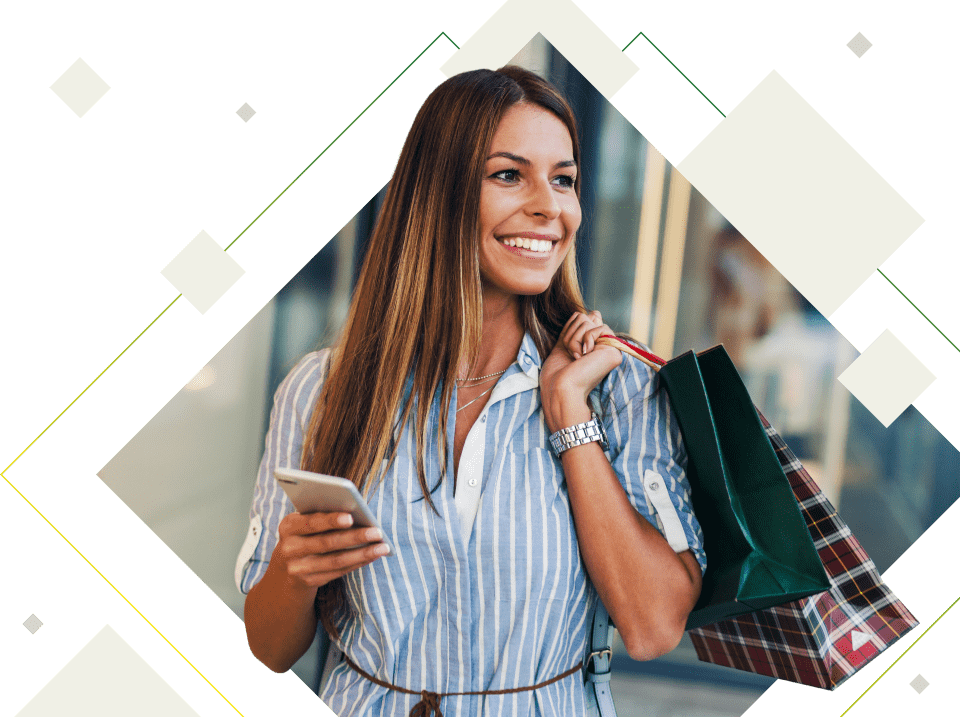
[587,648,613,674]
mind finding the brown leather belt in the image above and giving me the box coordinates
[344,654,584,717]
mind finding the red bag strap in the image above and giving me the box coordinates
[597,334,667,371]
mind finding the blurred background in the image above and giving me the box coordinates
[98,36,960,716]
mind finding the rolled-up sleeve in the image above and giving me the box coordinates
[597,354,707,575]
[235,350,330,594]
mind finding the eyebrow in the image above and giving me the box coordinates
[485,151,576,170]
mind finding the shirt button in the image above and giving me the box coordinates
[650,482,660,491]
[480,415,486,423]
[468,478,478,487]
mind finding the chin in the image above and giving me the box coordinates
[505,277,555,297]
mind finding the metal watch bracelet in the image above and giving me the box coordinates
[549,412,609,456]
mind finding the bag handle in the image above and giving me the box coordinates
[596,335,666,371]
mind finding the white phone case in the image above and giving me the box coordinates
[274,467,393,555]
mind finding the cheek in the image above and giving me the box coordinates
[564,200,583,233]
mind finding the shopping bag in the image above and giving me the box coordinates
[598,336,919,691]
[601,339,833,628]
[688,413,919,689]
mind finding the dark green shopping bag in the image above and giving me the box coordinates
[655,346,831,629]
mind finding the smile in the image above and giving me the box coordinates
[497,236,557,254]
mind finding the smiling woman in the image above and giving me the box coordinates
[236,66,705,717]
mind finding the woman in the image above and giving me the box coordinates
[236,66,705,716]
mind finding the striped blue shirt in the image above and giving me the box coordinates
[237,332,706,716]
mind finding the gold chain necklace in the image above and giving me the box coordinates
[456,368,507,385]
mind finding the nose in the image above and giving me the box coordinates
[524,177,561,220]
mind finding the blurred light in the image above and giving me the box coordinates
[185,364,216,391]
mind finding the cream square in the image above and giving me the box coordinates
[677,71,923,318]
[838,329,935,427]
[15,625,197,716]
[50,58,110,118]
[23,613,43,636]
[236,103,256,122]
[910,674,930,694]
[440,4,637,99]
[847,32,873,58]
[161,231,244,314]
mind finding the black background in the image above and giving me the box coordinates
[0,7,960,715]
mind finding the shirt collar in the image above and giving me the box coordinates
[516,331,542,379]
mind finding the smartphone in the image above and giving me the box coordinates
[274,467,393,555]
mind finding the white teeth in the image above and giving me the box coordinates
[501,237,553,252]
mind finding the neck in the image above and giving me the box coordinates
[458,289,524,381]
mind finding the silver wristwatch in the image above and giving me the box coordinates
[549,412,609,456]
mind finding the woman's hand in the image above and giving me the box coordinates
[540,311,623,434]
[273,511,389,590]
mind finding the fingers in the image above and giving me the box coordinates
[561,311,604,359]
[287,542,391,587]
[279,510,353,539]
[277,511,390,587]
[582,323,617,356]
[294,526,385,558]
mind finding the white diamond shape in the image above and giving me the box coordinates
[440,0,637,98]
[851,629,871,651]
[15,625,197,716]
[838,330,935,427]
[676,73,924,319]
[236,102,256,122]
[847,32,873,58]
[50,58,110,118]
[910,674,930,694]
[23,614,43,634]
[161,231,245,314]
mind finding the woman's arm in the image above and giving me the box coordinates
[540,313,702,661]
[244,511,388,672]
[244,555,319,672]
[555,417,700,660]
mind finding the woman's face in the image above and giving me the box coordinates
[477,103,581,301]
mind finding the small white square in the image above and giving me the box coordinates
[236,103,256,122]
[50,58,110,118]
[847,32,873,58]
[910,674,929,694]
[23,614,43,634]
[838,329,935,427]
[161,231,244,314]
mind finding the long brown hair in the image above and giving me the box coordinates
[302,66,587,637]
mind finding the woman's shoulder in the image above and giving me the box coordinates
[594,347,661,411]
[272,348,335,415]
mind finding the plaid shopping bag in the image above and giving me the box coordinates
[689,414,919,689]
